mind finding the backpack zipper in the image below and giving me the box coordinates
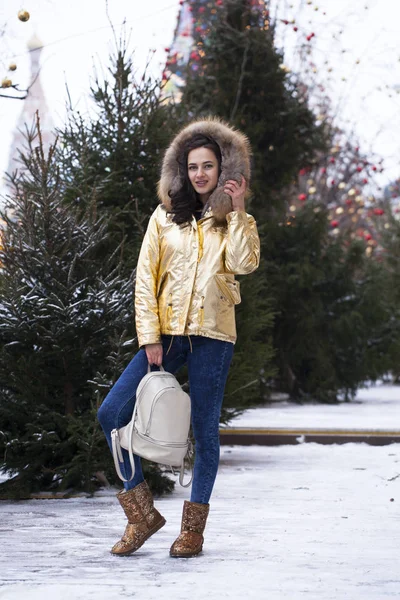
[136,373,172,406]
[145,386,177,435]
[134,428,188,448]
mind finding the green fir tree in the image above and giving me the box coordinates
[58,42,177,274]
[0,117,173,498]
[263,203,396,401]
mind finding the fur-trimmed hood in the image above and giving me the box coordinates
[157,118,252,223]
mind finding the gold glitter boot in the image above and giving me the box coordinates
[111,481,166,556]
[170,500,210,558]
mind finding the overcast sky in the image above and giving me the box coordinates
[0,0,399,194]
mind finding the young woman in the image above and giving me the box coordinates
[98,118,260,558]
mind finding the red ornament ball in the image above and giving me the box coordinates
[331,220,339,228]
[298,193,307,202]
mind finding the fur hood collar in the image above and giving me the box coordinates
[157,118,252,223]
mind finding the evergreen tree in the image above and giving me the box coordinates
[263,203,396,401]
[179,0,327,215]
[58,43,177,274]
[374,206,400,382]
[0,118,173,498]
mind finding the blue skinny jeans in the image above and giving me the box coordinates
[97,335,234,504]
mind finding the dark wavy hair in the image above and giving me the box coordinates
[168,134,222,226]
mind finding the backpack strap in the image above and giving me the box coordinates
[111,408,139,484]
[111,428,130,482]
[178,440,194,488]
[147,364,165,373]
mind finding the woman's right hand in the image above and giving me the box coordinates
[145,343,163,366]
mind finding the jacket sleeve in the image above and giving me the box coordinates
[224,210,260,275]
[134,209,162,348]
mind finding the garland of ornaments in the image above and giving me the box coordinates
[1,9,30,90]
[271,0,397,255]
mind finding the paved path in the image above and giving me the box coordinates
[1,443,399,600]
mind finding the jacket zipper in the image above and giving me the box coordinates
[197,224,204,263]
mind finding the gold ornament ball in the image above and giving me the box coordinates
[9,63,17,72]
[1,78,12,88]
[18,9,30,22]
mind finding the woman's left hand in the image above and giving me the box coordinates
[224,176,246,212]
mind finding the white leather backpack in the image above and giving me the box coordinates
[111,365,193,487]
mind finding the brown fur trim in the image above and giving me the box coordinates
[157,117,252,223]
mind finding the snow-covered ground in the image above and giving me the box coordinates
[230,383,400,431]
[1,384,400,599]
[1,444,400,599]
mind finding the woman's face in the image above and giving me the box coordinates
[187,146,219,202]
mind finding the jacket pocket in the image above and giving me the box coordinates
[215,273,241,305]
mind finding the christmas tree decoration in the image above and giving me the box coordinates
[17,9,30,21]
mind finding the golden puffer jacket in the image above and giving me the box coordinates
[134,205,260,347]
[134,118,260,348]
